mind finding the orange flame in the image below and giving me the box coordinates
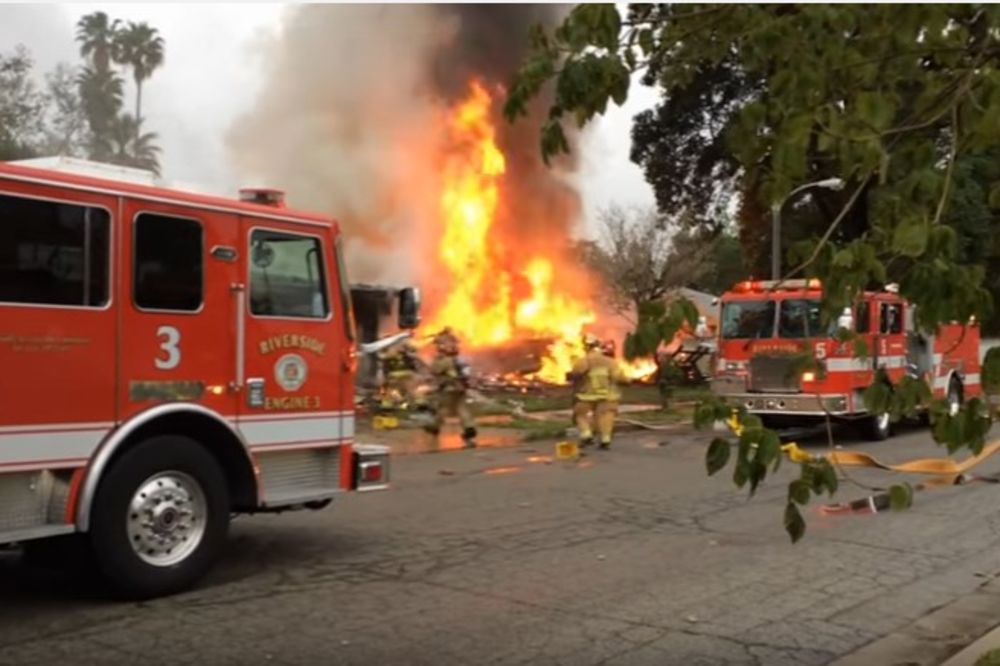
[423,80,598,383]
[621,358,658,382]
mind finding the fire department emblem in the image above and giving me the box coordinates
[275,353,308,392]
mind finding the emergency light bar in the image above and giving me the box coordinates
[239,187,286,207]
[732,278,822,292]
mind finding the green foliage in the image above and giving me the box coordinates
[983,348,1000,394]
[783,502,806,543]
[705,438,730,476]
[623,297,699,360]
[0,45,47,160]
[889,483,914,511]
[515,3,1000,327]
[509,3,1000,540]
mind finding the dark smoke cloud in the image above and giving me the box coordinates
[227,4,583,294]
[429,5,564,100]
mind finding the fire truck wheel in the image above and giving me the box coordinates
[866,410,892,441]
[88,435,230,599]
[947,378,963,417]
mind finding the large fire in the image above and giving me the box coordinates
[423,81,655,384]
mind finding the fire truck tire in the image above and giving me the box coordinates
[88,435,230,599]
[947,378,963,417]
[866,410,892,441]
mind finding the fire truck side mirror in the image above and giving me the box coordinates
[837,307,854,332]
[398,287,421,330]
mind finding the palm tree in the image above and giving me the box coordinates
[75,12,120,73]
[114,22,164,129]
[77,66,124,161]
[108,113,161,176]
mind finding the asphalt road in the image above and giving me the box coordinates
[3,421,1000,666]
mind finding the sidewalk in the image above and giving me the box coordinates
[830,576,1000,666]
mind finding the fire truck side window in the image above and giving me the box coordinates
[134,214,203,311]
[249,229,329,319]
[778,299,827,338]
[721,300,776,339]
[880,303,903,334]
[0,193,110,307]
[855,302,871,333]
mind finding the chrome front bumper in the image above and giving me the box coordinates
[717,392,850,416]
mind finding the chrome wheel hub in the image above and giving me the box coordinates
[126,471,206,567]
[876,412,890,431]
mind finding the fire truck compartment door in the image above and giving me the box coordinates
[238,220,348,449]
[119,204,240,424]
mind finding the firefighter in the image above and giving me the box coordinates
[568,334,625,450]
[425,329,477,448]
[378,341,420,409]
[602,338,623,402]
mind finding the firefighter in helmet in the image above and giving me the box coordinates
[425,328,477,448]
[601,338,623,404]
[567,333,625,449]
[378,341,421,409]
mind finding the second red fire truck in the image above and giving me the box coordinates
[0,159,419,598]
[711,279,981,439]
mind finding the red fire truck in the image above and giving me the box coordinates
[711,279,981,440]
[0,159,418,598]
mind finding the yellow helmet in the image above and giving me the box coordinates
[582,333,601,350]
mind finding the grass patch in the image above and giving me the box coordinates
[977,650,1000,666]
[497,416,571,441]
[472,390,573,415]
[619,408,690,426]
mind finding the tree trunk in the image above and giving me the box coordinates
[134,79,143,150]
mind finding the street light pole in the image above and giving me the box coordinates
[771,177,846,280]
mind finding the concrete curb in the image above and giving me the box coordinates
[829,577,1000,666]
[940,623,1000,666]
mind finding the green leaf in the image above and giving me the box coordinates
[638,28,654,55]
[706,438,731,475]
[863,376,892,415]
[539,118,570,164]
[832,248,854,267]
[888,483,913,511]
[733,458,749,488]
[817,461,839,496]
[784,502,806,543]
[755,429,781,467]
[856,91,896,130]
[789,479,811,505]
[989,183,1000,210]
[983,347,1000,395]
[747,460,768,496]
[624,46,637,70]
[892,216,929,257]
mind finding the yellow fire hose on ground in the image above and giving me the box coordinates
[723,414,1000,514]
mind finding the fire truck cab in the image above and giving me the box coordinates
[711,279,981,440]
[0,160,418,598]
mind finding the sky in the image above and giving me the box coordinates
[0,3,657,237]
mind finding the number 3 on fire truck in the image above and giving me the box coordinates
[155,325,181,370]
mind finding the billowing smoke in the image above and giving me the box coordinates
[227,4,582,292]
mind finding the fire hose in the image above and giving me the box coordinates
[723,414,1000,514]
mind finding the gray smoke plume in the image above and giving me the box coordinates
[227,4,583,299]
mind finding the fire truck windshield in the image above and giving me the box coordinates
[777,298,833,338]
[722,298,834,339]
[721,300,775,339]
